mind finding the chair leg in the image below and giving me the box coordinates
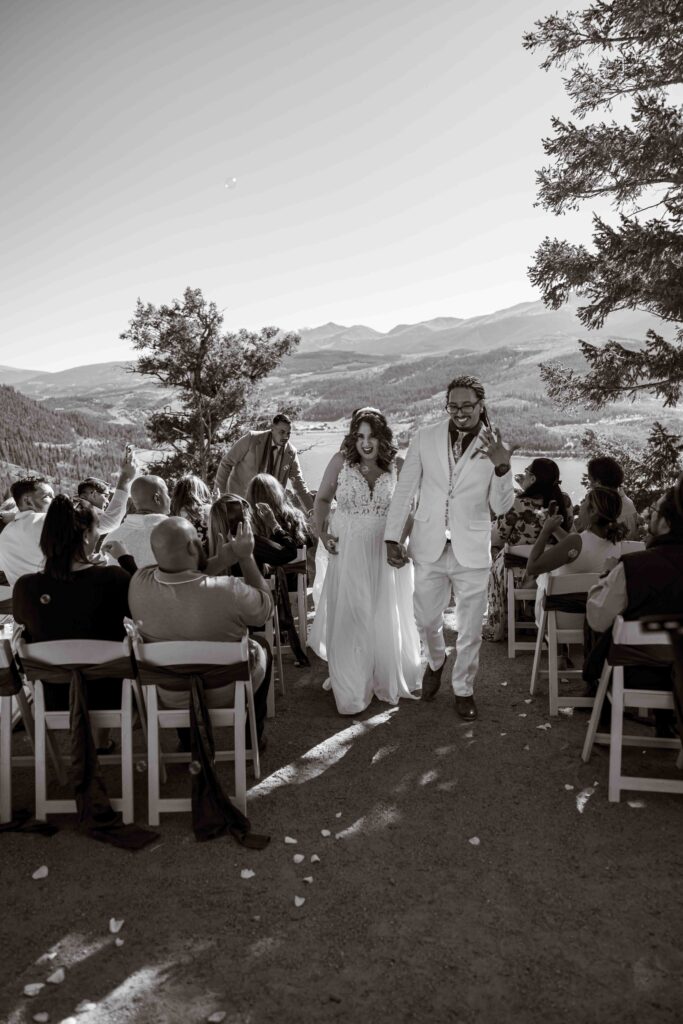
[677,746,683,771]
[507,570,515,659]
[582,661,612,763]
[266,679,275,719]
[608,668,625,803]
[17,684,67,785]
[529,612,546,695]
[245,682,260,780]
[297,576,308,647]
[132,679,148,747]
[548,617,559,716]
[120,681,134,824]
[34,681,48,821]
[233,683,247,816]
[0,696,12,823]
[147,686,160,827]
[273,603,285,696]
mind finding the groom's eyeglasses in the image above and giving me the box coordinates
[446,401,480,414]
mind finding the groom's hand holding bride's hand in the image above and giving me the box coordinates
[478,425,519,473]
[322,530,339,555]
[386,540,409,568]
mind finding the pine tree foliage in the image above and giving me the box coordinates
[122,287,300,481]
[525,0,683,407]
[581,420,683,509]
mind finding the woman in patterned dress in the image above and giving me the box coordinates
[483,458,573,641]
[308,408,421,715]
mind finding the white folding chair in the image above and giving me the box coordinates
[132,636,260,823]
[15,638,136,822]
[0,584,12,626]
[0,639,29,823]
[529,573,600,715]
[581,616,683,801]
[289,546,309,647]
[504,544,537,658]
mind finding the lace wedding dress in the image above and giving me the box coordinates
[309,462,421,715]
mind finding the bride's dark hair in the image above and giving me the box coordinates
[340,408,398,472]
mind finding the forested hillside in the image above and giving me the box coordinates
[0,385,146,497]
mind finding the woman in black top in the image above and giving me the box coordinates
[13,496,130,719]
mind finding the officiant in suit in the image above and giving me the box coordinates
[384,376,516,720]
[215,413,314,511]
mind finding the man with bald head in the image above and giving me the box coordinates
[128,516,273,737]
[104,475,171,568]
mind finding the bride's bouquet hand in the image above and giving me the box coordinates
[321,530,339,555]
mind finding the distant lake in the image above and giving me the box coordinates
[291,427,587,502]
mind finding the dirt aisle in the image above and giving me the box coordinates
[2,628,682,1024]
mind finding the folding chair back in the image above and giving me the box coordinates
[15,638,136,822]
[131,635,258,822]
[504,544,536,658]
[530,572,600,715]
[581,615,683,800]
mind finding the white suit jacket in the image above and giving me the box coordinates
[384,419,515,568]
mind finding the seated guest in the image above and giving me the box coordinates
[247,473,315,552]
[526,486,644,628]
[12,496,130,746]
[77,476,112,511]
[215,413,314,510]
[485,457,572,640]
[209,494,298,575]
[575,456,640,539]
[170,474,212,551]
[0,452,136,587]
[585,482,683,733]
[104,475,171,568]
[128,517,272,741]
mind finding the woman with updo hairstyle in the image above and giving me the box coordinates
[527,484,643,628]
[12,495,131,740]
[170,474,212,551]
[484,457,574,641]
[308,407,421,715]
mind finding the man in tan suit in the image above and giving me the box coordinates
[215,414,314,510]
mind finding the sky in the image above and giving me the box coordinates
[1,0,594,371]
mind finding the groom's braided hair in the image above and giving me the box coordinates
[340,408,398,472]
[446,375,490,427]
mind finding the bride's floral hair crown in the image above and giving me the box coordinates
[340,408,398,472]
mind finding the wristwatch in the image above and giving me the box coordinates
[494,463,511,477]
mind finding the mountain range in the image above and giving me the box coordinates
[1,297,680,450]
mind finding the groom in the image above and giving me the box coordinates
[384,375,516,720]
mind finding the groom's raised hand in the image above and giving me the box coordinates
[478,426,518,474]
[386,540,410,569]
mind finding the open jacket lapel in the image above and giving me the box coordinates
[449,431,486,491]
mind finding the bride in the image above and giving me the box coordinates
[308,407,421,714]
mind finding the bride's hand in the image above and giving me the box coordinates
[321,530,339,555]
[386,540,409,568]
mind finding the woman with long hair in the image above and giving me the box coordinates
[484,458,573,641]
[308,407,421,714]
[12,495,131,747]
[247,473,313,549]
[208,493,298,573]
[170,474,212,550]
[527,485,642,627]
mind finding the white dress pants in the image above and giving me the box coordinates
[413,541,489,697]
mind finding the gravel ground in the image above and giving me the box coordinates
[2,614,683,1024]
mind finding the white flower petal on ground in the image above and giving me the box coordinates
[310,854,320,863]
[75,1001,97,1013]
[47,967,65,984]
[558,707,574,717]
[32,865,48,880]
[524,699,532,704]
[240,869,255,879]
[576,787,596,813]
[284,836,298,844]
[500,681,508,687]
[208,1013,227,1023]
[335,811,342,818]
[628,800,646,808]
[303,876,313,884]
[109,918,124,934]
[500,732,507,737]
[536,723,552,731]
[464,729,474,739]
[114,938,125,947]
[292,854,304,864]
[320,829,331,837]
[294,896,305,908]
[564,784,575,791]
[523,744,530,751]
[23,983,45,997]
[32,1013,50,1023]
[468,836,481,846]
[518,713,527,718]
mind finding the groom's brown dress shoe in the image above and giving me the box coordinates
[421,661,445,701]
[455,696,478,720]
